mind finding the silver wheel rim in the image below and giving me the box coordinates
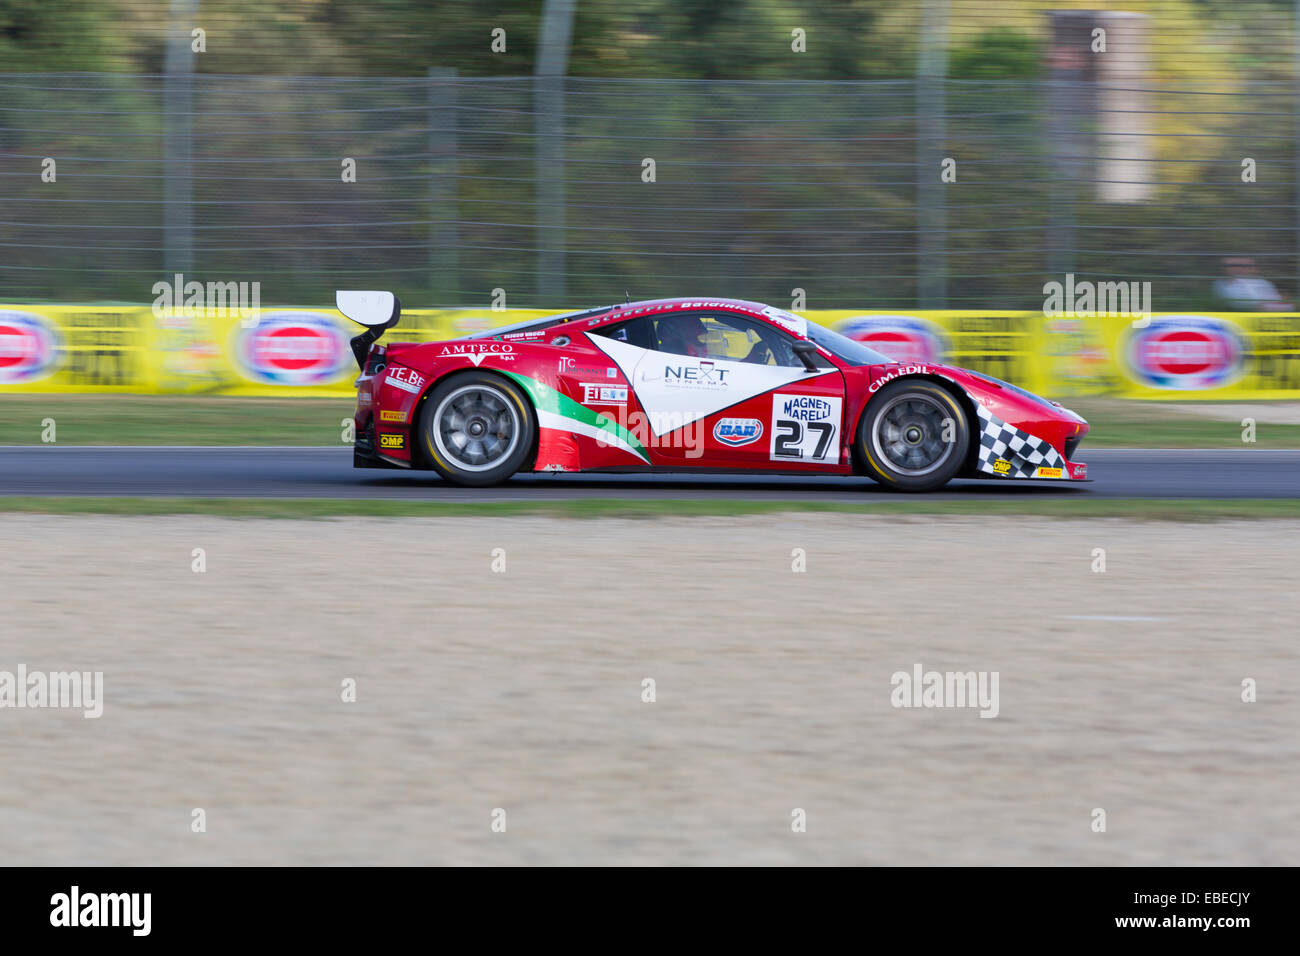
[432,384,521,472]
[870,391,957,477]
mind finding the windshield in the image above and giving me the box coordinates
[466,307,612,340]
[805,319,894,366]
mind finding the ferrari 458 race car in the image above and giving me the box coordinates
[338,291,1089,492]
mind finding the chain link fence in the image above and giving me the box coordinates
[3,70,1299,311]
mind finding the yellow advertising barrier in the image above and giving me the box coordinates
[814,310,1300,399]
[2,304,1299,399]
[0,305,553,397]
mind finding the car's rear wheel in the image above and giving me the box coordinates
[857,379,969,492]
[419,372,535,486]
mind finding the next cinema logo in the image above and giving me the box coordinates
[0,310,61,384]
[641,360,730,388]
[1121,316,1246,390]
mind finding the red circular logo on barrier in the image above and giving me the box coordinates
[835,315,949,365]
[1139,330,1229,377]
[1124,317,1245,390]
[0,311,61,384]
[235,312,350,386]
[253,325,334,371]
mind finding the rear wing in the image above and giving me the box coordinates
[336,290,400,368]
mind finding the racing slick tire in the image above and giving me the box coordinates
[857,379,970,492]
[418,372,536,486]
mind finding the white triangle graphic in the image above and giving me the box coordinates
[587,333,833,438]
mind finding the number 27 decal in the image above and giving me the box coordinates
[774,420,834,459]
[769,394,842,463]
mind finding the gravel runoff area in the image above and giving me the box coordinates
[1,513,1296,866]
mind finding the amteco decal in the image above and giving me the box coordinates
[439,342,515,366]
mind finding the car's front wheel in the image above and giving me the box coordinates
[857,379,969,492]
[419,372,535,486]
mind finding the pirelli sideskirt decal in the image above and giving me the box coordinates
[501,370,650,464]
[588,333,835,438]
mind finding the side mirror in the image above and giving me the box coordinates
[792,340,820,372]
[336,290,400,329]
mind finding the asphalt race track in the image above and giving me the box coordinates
[0,446,1296,499]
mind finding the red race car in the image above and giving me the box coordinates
[338,292,1089,492]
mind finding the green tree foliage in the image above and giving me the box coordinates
[947,28,1041,79]
[0,0,899,78]
[0,0,127,71]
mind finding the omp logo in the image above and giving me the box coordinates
[993,458,1012,474]
[50,886,150,936]
[379,433,406,449]
[234,312,350,386]
[439,342,514,366]
[713,417,763,446]
[0,311,61,384]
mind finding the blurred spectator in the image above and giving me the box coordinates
[1212,256,1292,310]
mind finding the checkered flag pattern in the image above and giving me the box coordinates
[974,403,1066,478]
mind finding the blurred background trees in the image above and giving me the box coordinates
[5,1,1300,310]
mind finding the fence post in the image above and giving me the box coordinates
[916,0,948,309]
[428,68,459,306]
[1294,0,1300,302]
[163,0,196,279]
[535,0,576,306]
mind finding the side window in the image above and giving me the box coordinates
[590,316,653,350]
[651,312,804,367]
